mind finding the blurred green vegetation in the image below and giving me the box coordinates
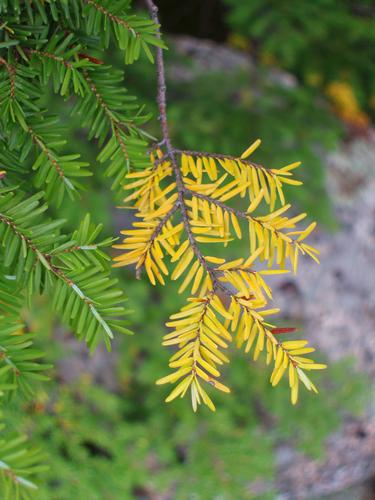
[224,0,375,119]
[7,7,371,498]
[9,283,367,499]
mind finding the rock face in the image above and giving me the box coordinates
[276,135,375,375]
[170,34,298,89]
[276,419,375,499]
[273,134,375,498]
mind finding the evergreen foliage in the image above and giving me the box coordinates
[0,0,162,495]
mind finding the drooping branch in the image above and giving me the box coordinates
[113,1,324,412]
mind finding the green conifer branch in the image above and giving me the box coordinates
[0,0,162,494]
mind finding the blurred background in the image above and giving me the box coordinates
[9,1,375,498]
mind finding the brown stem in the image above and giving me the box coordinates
[0,348,21,376]
[82,69,132,165]
[26,48,72,68]
[0,57,16,99]
[185,189,250,220]
[28,126,67,181]
[0,213,70,286]
[145,0,214,280]
[84,0,139,36]
[26,50,135,139]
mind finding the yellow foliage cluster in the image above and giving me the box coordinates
[326,81,369,129]
[114,139,325,411]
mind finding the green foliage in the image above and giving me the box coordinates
[0,0,163,494]
[0,0,163,64]
[244,357,367,459]
[0,278,50,497]
[8,282,367,498]
[0,434,46,498]
[0,187,129,348]
[224,0,375,114]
